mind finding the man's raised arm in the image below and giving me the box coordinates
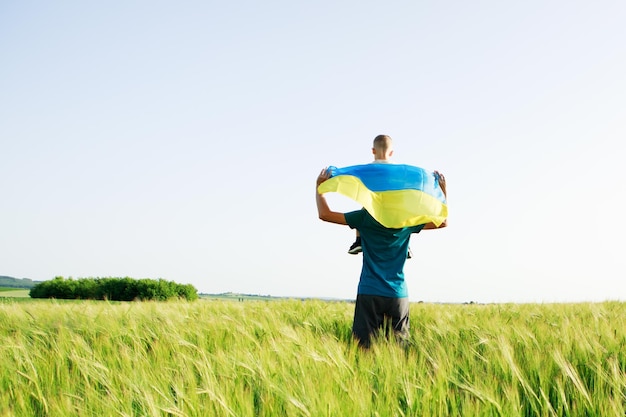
[316,168,348,225]
[423,170,448,230]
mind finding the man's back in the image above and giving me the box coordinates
[344,209,424,298]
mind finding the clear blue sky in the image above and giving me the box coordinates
[2,1,624,303]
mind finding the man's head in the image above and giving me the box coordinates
[372,134,393,160]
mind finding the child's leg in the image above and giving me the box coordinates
[348,230,362,254]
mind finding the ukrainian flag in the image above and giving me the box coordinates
[317,164,447,228]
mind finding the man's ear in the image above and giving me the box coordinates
[389,150,394,157]
[371,148,376,155]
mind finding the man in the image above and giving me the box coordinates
[315,135,447,348]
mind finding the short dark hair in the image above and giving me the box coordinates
[373,135,393,152]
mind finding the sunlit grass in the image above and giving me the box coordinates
[1,299,624,416]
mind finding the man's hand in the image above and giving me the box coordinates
[316,167,347,225]
[434,170,446,197]
[317,167,331,187]
[422,170,448,230]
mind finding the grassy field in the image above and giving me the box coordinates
[0,288,30,298]
[0,299,624,416]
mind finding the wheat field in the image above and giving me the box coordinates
[1,299,624,416]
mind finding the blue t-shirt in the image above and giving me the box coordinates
[345,209,424,298]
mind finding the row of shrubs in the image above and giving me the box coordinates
[29,276,198,301]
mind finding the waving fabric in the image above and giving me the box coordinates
[317,163,447,228]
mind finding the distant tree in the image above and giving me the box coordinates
[29,276,64,298]
[29,277,198,301]
[177,283,199,301]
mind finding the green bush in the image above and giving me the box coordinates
[29,277,198,301]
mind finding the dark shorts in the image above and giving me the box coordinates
[352,294,410,348]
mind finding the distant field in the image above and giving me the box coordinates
[0,288,29,297]
[199,292,352,302]
[200,292,284,301]
[1,299,625,416]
